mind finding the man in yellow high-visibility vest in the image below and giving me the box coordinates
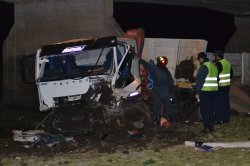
[195,52,218,133]
[213,51,233,124]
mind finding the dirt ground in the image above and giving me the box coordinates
[240,85,250,97]
[0,92,198,156]
[0,99,250,165]
[1,60,249,165]
[0,85,249,165]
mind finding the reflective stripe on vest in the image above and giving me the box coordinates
[201,62,218,91]
[219,59,231,86]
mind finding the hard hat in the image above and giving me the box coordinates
[157,56,168,66]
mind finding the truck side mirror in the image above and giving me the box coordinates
[114,50,135,88]
[20,54,36,84]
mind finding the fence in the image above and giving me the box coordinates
[142,38,207,77]
[207,53,242,77]
[242,53,250,85]
[142,38,249,85]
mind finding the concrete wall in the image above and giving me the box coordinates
[242,53,250,85]
[226,16,250,53]
[207,53,242,76]
[3,0,121,107]
[142,38,207,78]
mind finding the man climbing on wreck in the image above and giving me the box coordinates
[139,56,176,126]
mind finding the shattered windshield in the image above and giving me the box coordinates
[40,47,115,81]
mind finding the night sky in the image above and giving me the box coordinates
[0,2,236,52]
[0,2,13,98]
[114,2,236,51]
[0,2,13,46]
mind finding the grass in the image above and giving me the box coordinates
[1,146,250,166]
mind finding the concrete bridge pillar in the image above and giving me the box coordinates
[2,0,121,107]
[226,16,250,52]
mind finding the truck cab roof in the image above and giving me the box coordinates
[40,36,117,57]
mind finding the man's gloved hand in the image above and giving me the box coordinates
[148,59,154,65]
[195,94,200,102]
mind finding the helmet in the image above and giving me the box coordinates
[157,56,168,66]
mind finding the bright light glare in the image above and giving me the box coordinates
[129,91,139,97]
[62,45,86,53]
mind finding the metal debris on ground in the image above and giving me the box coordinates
[12,130,74,148]
[12,130,45,142]
[185,141,250,148]
[35,133,74,147]
[194,145,218,152]
[160,118,171,128]
[128,130,145,139]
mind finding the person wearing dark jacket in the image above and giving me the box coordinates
[213,51,233,124]
[196,52,218,133]
[139,56,175,126]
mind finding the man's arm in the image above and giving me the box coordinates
[230,67,233,79]
[195,65,208,95]
[167,69,174,86]
[139,59,153,72]
[215,62,223,74]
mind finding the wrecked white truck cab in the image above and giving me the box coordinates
[34,36,142,111]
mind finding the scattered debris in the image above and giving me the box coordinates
[35,133,74,147]
[185,141,250,148]
[194,144,220,152]
[1,98,201,155]
[128,130,145,139]
[160,118,171,128]
[12,130,45,142]
[100,133,109,141]
[12,130,74,148]
[15,157,21,160]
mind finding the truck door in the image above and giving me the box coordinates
[112,44,136,89]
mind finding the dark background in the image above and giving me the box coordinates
[0,2,237,100]
[114,2,236,51]
[0,2,237,54]
[0,2,14,100]
[0,2,14,47]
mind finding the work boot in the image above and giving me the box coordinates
[199,126,214,133]
[199,124,214,133]
[153,119,160,127]
[170,111,176,120]
[153,115,161,126]
[215,120,230,125]
[209,125,215,132]
[163,112,176,125]
[199,128,212,134]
